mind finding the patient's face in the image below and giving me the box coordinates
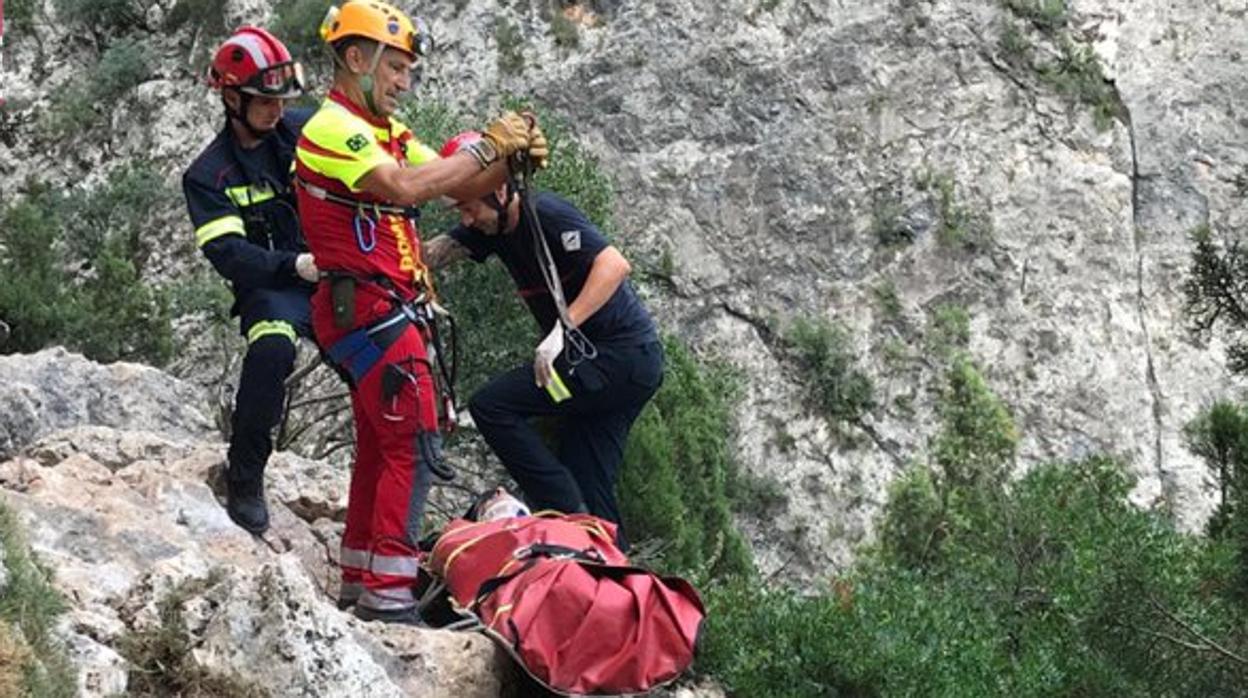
[479,488,530,521]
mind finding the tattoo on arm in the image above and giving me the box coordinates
[423,235,470,270]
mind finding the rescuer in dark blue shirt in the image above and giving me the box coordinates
[424,133,663,541]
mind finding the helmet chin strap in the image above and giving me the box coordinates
[357,41,386,116]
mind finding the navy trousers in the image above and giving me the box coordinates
[227,334,296,488]
[469,340,664,531]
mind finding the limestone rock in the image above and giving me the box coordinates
[0,349,212,461]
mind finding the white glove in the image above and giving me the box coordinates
[295,253,319,283]
[533,321,565,388]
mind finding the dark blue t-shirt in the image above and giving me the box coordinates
[449,192,657,345]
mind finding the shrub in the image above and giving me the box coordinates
[1002,0,1067,33]
[926,302,970,356]
[915,170,993,249]
[619,338,753,578]
[50,38,152,134]
[931,357,1017,498]
[0,503,76,697]
[1184,225,1248,374]
[164,0,228,41]
[51,0,141,33]
[699,457,1248,697]
[496,18,526,75]
[1037,37,1120,131]
[1185,400,1248,599]
[0,164,175,365]
[270,0,336,69]
[784,318,875,426]
[119,571,268,697]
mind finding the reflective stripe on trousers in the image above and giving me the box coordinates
[340,545,422,578]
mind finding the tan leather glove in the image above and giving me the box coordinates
[525,113,550,170]
[480,111,531,162]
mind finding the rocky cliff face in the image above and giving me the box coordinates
[2,0,1245,586]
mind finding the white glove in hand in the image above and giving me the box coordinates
[533,321,565,388]
[295,253,319,283]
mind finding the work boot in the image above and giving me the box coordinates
[225,477,270,535]
[353,604,425,626]
[337,583,363,611]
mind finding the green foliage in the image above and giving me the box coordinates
[1185,401,1248,598]
[700,457,1248,697]
[0,165,175,365]
[0,503,77,697]
[878,466,943,569]
[1000,0,1120,131]
[926,302,970,356]
[931,357,1017,495]
[51,38,152,134]
[870,191,911,249]
[52,0,142,33]
[1183,225,1248,375]
[1002,0,1067,33]
[620,338,753,578]
[271,0,336,69]
[164,0,228,41]
[119,571,269,697]
[548,12,580,48]
[5,0,40,33]
[872,280,902,321]
[496,18,526,75]
[1037,37,1120,131]
[915,170,992,250]
[783,318,875,426]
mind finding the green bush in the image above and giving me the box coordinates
[1002,0,1067,33]
[1038,37,1120,131]
[51,38,152,134]
[0,503,76,697]
[699,457,1248,697]
[271,0,336,70]
[52,0,141,33]
[119,571,268,697]
[496,18,526,75]
[619,338,753,578]
[915,170,993,250]
[0,165,175,365]
[931,357,1017,495]
[164,0,228,40]
[5,0,40,33]
[1185,401,1248,599]
[1184,225,1248,374]
[784,318,875,426]
[926,302,970,357]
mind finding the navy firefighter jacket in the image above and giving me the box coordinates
[182,109,313,336]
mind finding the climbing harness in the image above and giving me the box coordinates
[512,156,598,370]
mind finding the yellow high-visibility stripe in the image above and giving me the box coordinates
[225,184,276,207]
[246,320,296,344]
[195,215,245,247]
[299,103,392,191]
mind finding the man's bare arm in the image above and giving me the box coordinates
[422,235,472,270]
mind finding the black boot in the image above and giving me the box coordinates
[226,477,270,534]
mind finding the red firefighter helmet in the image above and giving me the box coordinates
[207,27,305,99]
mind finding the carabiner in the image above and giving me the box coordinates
[353,210,377,253]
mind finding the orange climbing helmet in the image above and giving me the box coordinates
[320,1,433,58]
